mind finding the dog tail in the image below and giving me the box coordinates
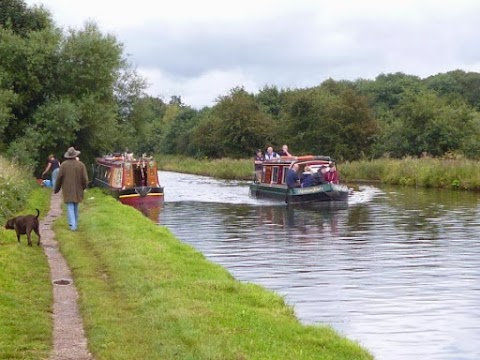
[35,208,40,219]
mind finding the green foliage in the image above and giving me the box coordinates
[426,70,480,110]
[355,72,424,112]
[342,156,480,190]
[373,89,480,158]
[161,106,200,155]
[117,95,167,155]
[0,0,52,36]
[57,22,122,100]
[0,2,145,169]
[0,22,61,144]
[189,87,273,158]
[212,87,273,158]
[281,82,377,161]
[0,155,40,225]
[255,85,284,119]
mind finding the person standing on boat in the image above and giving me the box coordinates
[265,146,280,160]
[254,149,264,183]
[286,163,301,188]
[41,154,61,190]
[278,144,293,157]
[54,147,89,231]
[325,162,340,184]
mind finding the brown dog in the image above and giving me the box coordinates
[5,209,41,246]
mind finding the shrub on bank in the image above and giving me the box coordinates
[341,156,480,190]
[0,155,38,223]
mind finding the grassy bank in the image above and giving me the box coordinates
[156,154,253,180]
[341,156,480,190]
[55,188,372,359]
[157,154,480,191]
[0,187,52,360]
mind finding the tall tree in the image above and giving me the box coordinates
[0,0,51,36]
[282,81,376,161]
[206,87,273,158]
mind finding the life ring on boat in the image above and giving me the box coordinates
[296,155,314,161]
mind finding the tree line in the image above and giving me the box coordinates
[2,0,480,173]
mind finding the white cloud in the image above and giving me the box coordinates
[139,67,259,108]
[26,0,480,107]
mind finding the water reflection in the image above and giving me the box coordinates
[133,200,164,222]
[135,172,480,360]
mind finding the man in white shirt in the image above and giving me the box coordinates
[264,146,280,160]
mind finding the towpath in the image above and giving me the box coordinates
[40,192,93,360]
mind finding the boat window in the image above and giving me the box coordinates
[272,166,279,183]
[282,166,288,184]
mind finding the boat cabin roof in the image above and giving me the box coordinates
[262,155,333,165]
[96,155,156,166]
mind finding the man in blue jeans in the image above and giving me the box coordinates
[54,147,88,231]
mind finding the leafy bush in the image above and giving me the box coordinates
[0,155,37,223]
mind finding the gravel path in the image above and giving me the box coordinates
[40,192,93,360]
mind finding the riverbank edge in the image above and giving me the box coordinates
[51,188,373,359]
[156,154,480,191]
[0,187,53,359]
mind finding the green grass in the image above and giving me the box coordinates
[341,156,480,190]
[0,187,53,360]
[156,155,254,180]
[54,188,372,360]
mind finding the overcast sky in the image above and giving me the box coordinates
[25,0,480,108]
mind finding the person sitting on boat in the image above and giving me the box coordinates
[312,166,328,186]
[325,161,340,184]
[264,146,280,160]
[301,165,314,187]
[278,144,293,157]
[254,149,264,183]
[286,163,301,188]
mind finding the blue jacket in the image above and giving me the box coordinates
[286,169,300,188]
[301,173,314,187]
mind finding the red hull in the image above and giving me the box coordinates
[119,193,164,206]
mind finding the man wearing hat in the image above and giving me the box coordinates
[54,147,89,231]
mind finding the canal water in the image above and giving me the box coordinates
[144,171,480,360]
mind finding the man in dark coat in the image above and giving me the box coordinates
[286,163,301,188]
[312,166,328,186]
[54,147,88,231]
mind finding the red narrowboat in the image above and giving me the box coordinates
[93,154,164,205]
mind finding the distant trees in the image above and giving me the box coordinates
[2,1,480,167]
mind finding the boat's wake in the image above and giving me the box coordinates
[348,185,382,205]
